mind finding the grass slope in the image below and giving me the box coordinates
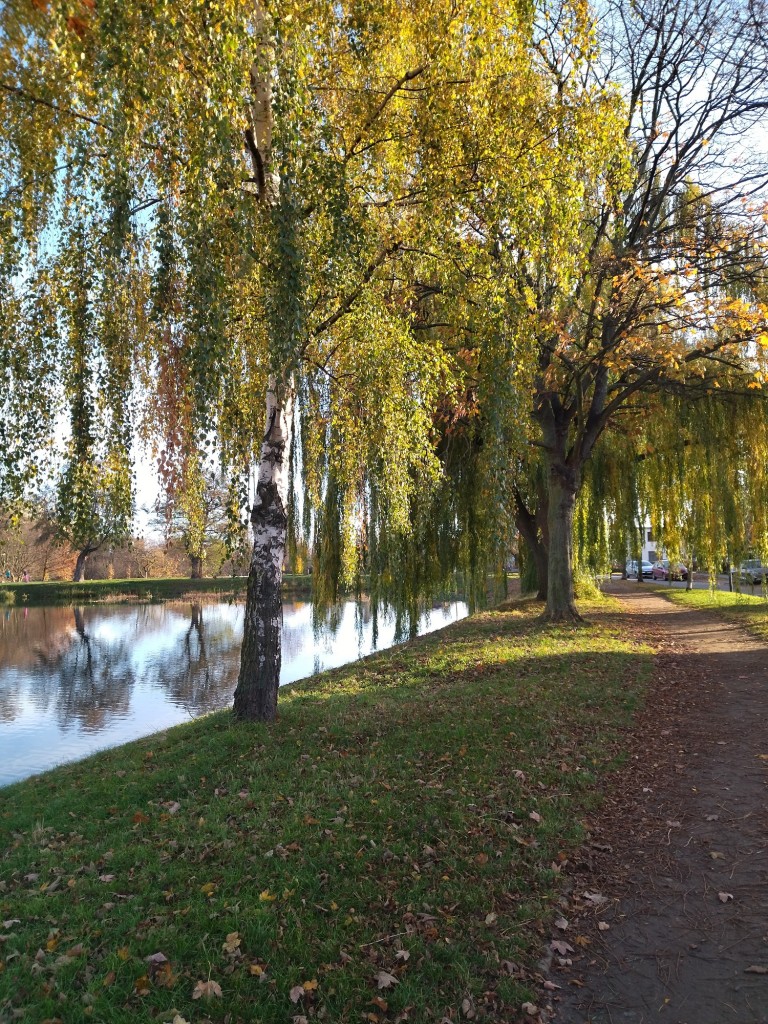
[0,597,652,1024]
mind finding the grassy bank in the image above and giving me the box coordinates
[0,574,313,606]
[664,586,768,641]
[0,597,653,1023]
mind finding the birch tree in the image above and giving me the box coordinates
[0,0,555,716]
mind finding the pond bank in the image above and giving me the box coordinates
[0,594,653,1024]
[0,574,313,606]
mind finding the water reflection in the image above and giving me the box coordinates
[0,597,466,786]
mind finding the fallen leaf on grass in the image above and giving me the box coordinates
[375,970,399,989]
[132,812,150,825]
[529,811,542,823]
[484,912,497,926]
[222,932,241,953]
[289,985,305,1003]
[259,890,277,902]
[135,975,151,996]
[2,920,20,929]
[102,970,116,987]
[200,882,216,896]
[718,892,734,903]
[192,979,222,1000]
[522,1003,538,1016]
[394,950,410,962]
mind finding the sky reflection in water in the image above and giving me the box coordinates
[0,598,467,786]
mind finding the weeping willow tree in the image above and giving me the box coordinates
[562,384,768,595]
[0,0,566,718]
[461,0,768,618]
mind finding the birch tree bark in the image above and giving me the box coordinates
[233,12,296,721]
[233,380,293,720]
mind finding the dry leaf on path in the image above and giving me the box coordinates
[550,940,574,955]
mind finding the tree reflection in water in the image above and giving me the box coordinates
[147,604,241,716]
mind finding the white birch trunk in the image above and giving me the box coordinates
[233,8,292,720]
[234,379,293,720]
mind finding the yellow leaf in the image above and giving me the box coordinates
[259,890,277,902]
[200,882,216,896]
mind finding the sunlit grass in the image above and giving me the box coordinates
[664,586,768,642]
[0,595,653,1023]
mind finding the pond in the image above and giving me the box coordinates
[0,597,468,787]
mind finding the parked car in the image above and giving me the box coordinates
[626,560,654,578]
[739,559,767,585]
[651,559,688,581]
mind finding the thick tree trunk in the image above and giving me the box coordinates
[190,554,203,579]
[73,549,90,582]
[513,487,549,600]
[543,466,581,621]
[517,524,548,599]
[233,381,293,721]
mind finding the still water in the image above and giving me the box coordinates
[0,598,467,787]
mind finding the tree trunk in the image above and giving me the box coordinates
[73,549,90,582]
[513,488,549,600]
[543,465,581,621]
[517,526,548,599]
[190,553,203,579]
[233,381,293,721]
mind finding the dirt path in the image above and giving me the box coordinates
[551,585,768,1024]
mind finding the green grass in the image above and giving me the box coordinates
[0,596,653,1023]
[0,575,313,606]
[663,585,768,642]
